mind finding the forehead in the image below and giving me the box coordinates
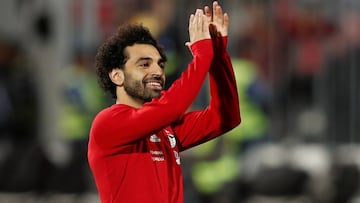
[125,44,161,60]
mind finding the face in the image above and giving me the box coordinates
[122,44,166,103]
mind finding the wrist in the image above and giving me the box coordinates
[189,39,213,57]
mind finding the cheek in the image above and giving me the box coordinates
[136,69,149,79]
[125,70,145,81]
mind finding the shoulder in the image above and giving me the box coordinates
[90,104,135,138]
[92,104,134,124]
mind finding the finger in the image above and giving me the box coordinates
[195,9,203,30]
[204,5,212,22]
[214,3,224,25]
[202,14,209,33]
[193,10,199,30]
[189,14,195,28]
[187,13,195,46]
[223,13,230,36]
[213,1,218,12]
[223,13,229,30]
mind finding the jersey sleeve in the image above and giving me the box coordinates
[173,36,241,151]
[89,39,214,151]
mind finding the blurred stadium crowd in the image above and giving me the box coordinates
[0,0,359,202]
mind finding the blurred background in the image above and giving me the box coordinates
[0,0,359,202]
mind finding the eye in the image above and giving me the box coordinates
[158,61,166,69]
[139,62,150,68]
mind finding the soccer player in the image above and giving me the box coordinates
[87,2,241,202]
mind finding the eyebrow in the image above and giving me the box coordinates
[135,57,166,64]
[134,57,152,64]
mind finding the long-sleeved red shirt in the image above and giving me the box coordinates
[88,37,240,203]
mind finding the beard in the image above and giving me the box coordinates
[123,72,162,102]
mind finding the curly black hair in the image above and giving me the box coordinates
[95,23,167,99]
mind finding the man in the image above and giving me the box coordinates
[88,2,241,203]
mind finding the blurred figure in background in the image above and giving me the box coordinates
[0,34,46,192]
[322,5,360,144]
[272,0,335,140]
[54,48,108,193]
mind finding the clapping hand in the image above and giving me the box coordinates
[186,9,211,47]
[204,1,229,38]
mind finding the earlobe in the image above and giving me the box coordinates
[109,69,124,86]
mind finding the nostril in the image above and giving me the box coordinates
[152,74,161,80]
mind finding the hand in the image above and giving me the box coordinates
[185,9,211,47]
[204,1,229,37]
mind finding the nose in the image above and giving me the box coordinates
[152,73,161,80]
[151,63,164,77]
[150,63,165,85]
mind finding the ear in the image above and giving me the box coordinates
[109,68,124,86]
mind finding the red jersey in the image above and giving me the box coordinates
[88,37,240,203]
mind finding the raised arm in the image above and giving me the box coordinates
[174,2,240,150]
[208,1,240,132]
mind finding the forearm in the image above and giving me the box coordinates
[174,38,240,151]
[157,39,214,119]
[208,36,241,131]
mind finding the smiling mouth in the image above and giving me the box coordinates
[145,81,163,90]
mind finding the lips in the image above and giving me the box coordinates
[145,81,163,90]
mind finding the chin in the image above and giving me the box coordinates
[143,95,160,102]
[150,90,162,98]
